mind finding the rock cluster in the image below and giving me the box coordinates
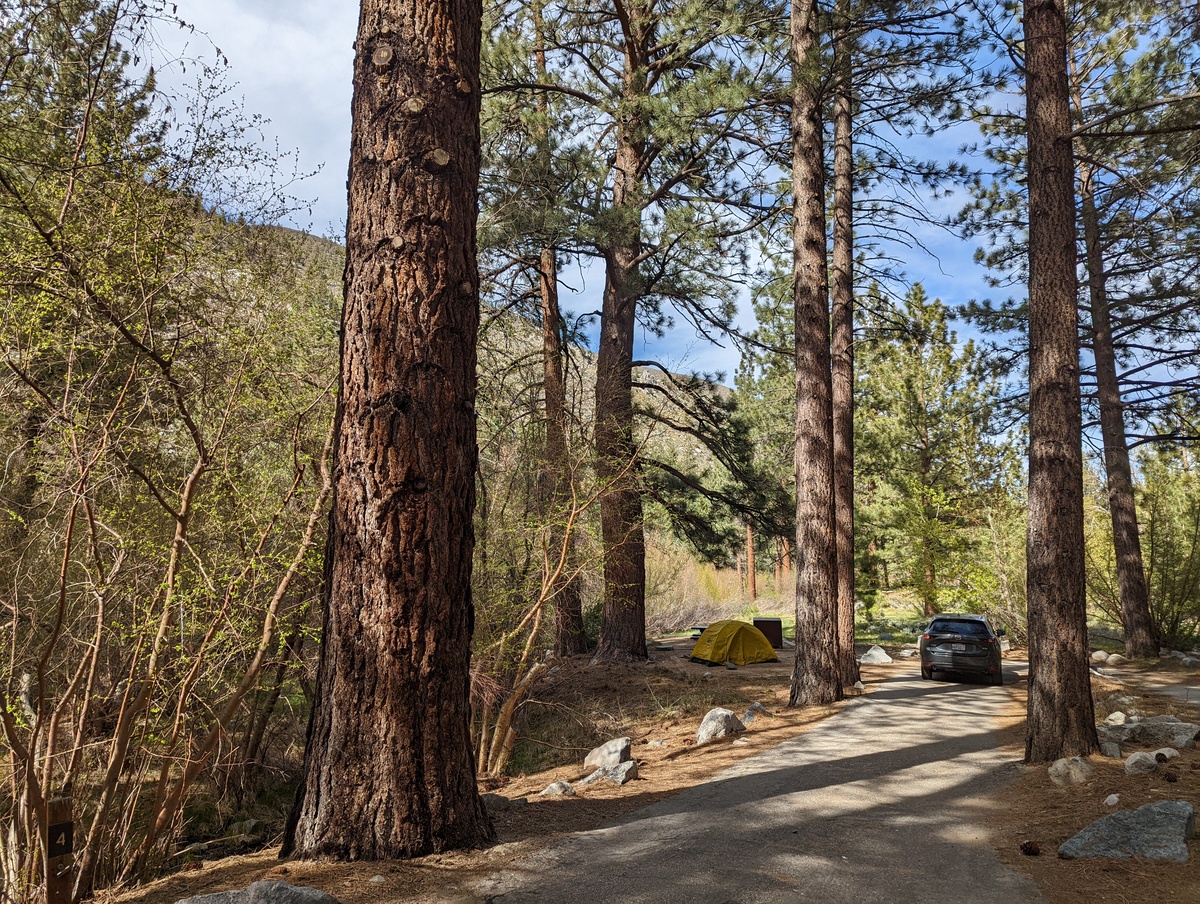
[536,735,643,797]
[1098,715,1199,750]
[1095,702,1197,766]
[539,701,771,800]
[576,736,639,787]
[1164,648,1200,668]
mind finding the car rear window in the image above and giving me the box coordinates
[928,619,990,636]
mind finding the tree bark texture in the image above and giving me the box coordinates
[540,246,587,655]
[282,0,493,857]
[789,0,843,708]
[593,6,651,662]
[1076,158,1157,659]
[532,2,586,656]
[746,521,757,601]
[831,10,859,687]
[1023,0,1097,763]
[593,249,647,663]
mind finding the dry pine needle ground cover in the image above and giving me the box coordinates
[105,648,1200,904]
[990,664,1200,904]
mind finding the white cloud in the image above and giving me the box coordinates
[161,1,357,234]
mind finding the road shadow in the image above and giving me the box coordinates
[471,671,1041,903]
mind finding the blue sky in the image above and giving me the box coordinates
[161,1,1000,384]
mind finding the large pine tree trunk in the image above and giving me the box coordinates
[540,246,587,655]
[533,1,587,657]
[831,7,859,686]
[789,0,843,708]
[593,9,650,663]
[1076,157,1157,659]
[1023,0,1097,763]
[282,0,493,857]
[594,239,647,661]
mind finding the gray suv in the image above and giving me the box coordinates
[919,614,1005,685]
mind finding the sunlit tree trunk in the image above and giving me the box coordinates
[1023,0,1097,763]
[1073,141,1156,660]
[790,0,842,708]
[831,0,859,685]
[594,2,651,662]
[282,0,493,856]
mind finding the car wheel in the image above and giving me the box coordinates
[921,666,932,680]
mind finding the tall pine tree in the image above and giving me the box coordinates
[284,0,493,857]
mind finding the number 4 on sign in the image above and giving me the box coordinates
[48,822,73,859]
[46,797,75,904]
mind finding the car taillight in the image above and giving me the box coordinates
[921,633,930,640]
[986,637,996,644]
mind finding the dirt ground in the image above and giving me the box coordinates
[103,648,1200,904]
[988,663,1200,904]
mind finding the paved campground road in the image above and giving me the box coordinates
[466,664,1044,904]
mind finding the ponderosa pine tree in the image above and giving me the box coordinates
[830,0,858,686]
[531,0,587,655]
[1074,145,1156,658]
[1067,2,1200,656]
[480,1,615,657]
[478,1,602,657]
[1022,0,1097,763]
[487,0,784,661]
[790,0,842,707]
[963,1,1199,654]
[745,1,988,688]
[591,0,651,659]
[283,0,494,857]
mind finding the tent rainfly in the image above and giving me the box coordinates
[690,620,779,666]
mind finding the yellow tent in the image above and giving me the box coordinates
[690,620,779,666]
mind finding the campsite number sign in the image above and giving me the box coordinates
[46,797,75,904]
[48,821,73,858]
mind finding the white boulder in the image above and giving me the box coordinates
[859,645,893,664]
[696,708,745,745]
